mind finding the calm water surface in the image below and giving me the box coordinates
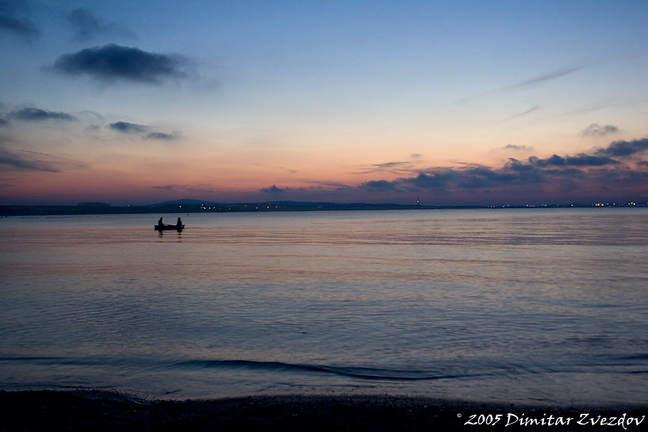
[1,208,647,405]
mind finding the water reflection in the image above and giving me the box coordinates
[1,209,646,402]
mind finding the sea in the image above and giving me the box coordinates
[1,208,647,405]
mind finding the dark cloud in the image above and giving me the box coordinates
[146,132,175,140]
[108,122,178,140]
[0,146,58,172]
[0,117,8,127]
[9,107,76,121]
[503,159,546,182]
[67,8,136,42]
[404,171,457,190]
[456,166,521,189]
[529,154,620,167]
[260,185,285,194]
[109,121,148,133]
[352,138,647,203]
[403,164,538,192]
[595,138,648,158]
[583,167,648,195]
[0,0,39,41]
[582,123,619,137]
[300,180,350,190]
[362,180,400,191]
[51,44,191,84]
[256,138,647,205]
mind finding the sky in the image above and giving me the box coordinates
[1,0,647,206]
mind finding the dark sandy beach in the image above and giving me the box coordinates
[0,391,645,431]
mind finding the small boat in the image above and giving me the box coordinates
[154,224,184,231]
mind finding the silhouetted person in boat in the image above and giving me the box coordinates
[176,217,182,227]
[158,217,164,227]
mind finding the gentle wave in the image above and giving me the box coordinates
[5,356,644,383]
[1,356,483,381]
[169,359,489,381]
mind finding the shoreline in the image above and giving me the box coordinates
[1,390,646,431]
[3,201,644,217]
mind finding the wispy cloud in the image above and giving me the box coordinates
[51,44,193,84]
[0,0,39,42]
[582,123,619,137]
[373,161,413,171]
[506,65,584,91]
[146,132,176,141]
[108,121,177,141]
[361,160,419,175]
[9,107,76,121]
[153,185,177,191]
[0,146,58,172]
[460,65,587,103]
[505,105,541,121]
[504,144,534,151]
[67,8,136,42]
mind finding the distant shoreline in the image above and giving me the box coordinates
[2,200,645,216]
[1,390,646,431]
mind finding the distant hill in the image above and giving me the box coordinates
[2,200,432,216]
[2,199,643,216]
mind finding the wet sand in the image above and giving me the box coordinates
[0,390,645,431]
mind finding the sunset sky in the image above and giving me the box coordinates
[1,0,647,206]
